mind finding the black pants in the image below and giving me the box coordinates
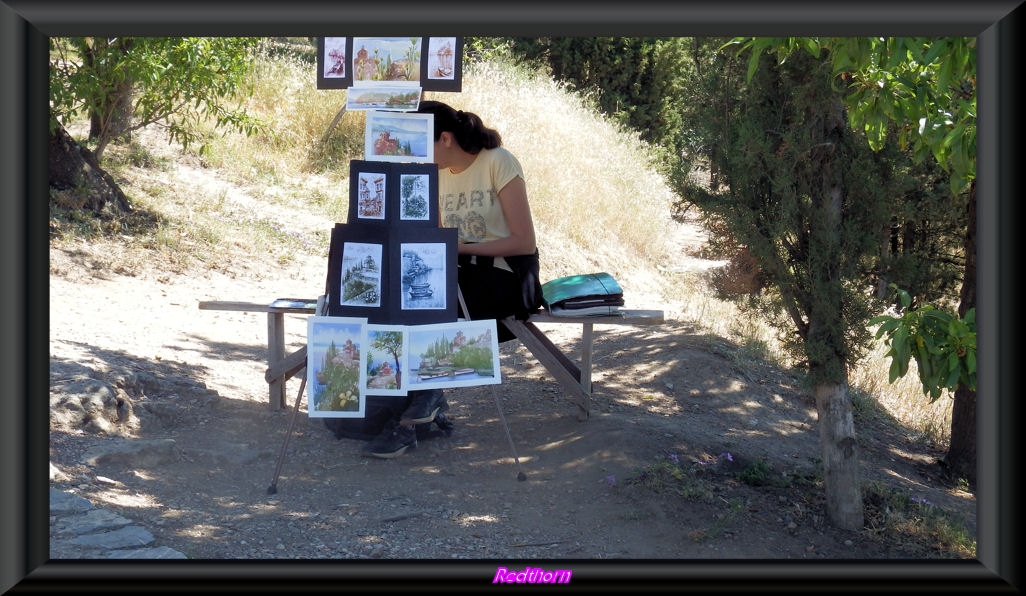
[457,256,525,343]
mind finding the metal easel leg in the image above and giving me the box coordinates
[267,373,307,495]
[458,285,527,481]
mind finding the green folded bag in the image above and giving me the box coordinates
[541,272,624,308]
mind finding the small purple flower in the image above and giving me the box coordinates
[912,497,932,505]
[668,454,680,465]
[719,452,734,462]
[605,475,616,486]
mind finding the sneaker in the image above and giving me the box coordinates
[433,411,454,436]
[415,411,455,440]
[361,420,416,459]
[400,389,448,425]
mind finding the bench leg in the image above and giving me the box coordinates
[580,322,594,394]
[502,317,590,421]
[267,312,287,409]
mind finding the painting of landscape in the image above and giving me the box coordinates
[346,85,422,111]
[364,111,433,163]
[307,316,368,418]
[340,242,383,308]
[405,320,501,391]
[351,37,422,85]
[364,324,408,396]
[399,241,447,311]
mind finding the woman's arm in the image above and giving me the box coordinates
[457,175,537,257]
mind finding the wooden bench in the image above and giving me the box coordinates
[197,299,663,419]
[502,310,664,420]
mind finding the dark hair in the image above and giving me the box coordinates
[417,100,502,154]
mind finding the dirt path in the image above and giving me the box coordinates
[48,233,974,565]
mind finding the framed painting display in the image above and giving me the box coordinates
[306,316,368,417]
[317,37,462,92]
[348,160,391,224]
[345,85,422,111]
[316,37,353,89]
[325,225,391,323]
[364,110,434,163]
[421,37,464,92]
[347,161,439,226]
[405,319,502,391]
[364,324,409,396]
[396,162,439,226]
[390,227,458,324]
[352,37,423,86]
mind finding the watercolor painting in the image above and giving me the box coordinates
[307,316,368,417]
[346,85,422,111]
[352,37,422,85]
[406,319,501,390]
[339,242,383,308]
[364,111,434,163]
[316,37,353,89]
[364,324,408,396]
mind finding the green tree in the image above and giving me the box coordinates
[50,37,263,162]
[752,37,978,486]
[371,331,405,390]
[675,36,976,528]
[49,37,264,214]
[676,43,914,530]
[504,37,691,163]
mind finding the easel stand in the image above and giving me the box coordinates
[267,376,307,495]
[457,288,527,482]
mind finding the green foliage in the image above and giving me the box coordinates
[831,37,976,196]
[371,331,403,356]
[450,345,494,372]
[463,37,517,63]
[731,36,975,197]
[625,455,717,502]
[869,286,976,400]
[679,38,972,386]
[49,37,266,162]
[676,43,888,382]
[737,457,774,487]
[502,37,692,166]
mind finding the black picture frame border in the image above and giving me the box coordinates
[326,224,391,323]
[5,1,1021,593]
[389,226,458,325]
[347,159,393,226]
[316,36,353,89]
[420,36,463,92]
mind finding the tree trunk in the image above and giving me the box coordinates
[87,37,136,162]
[947,385,976,486]
[91,78,134,162]
[813,380,864,530]
[807,99,864,532]
[49,120,132,214]
[945,180,977,487]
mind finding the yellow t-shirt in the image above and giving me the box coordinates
[438,146,524,257]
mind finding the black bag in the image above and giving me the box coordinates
[504,249,544,320]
